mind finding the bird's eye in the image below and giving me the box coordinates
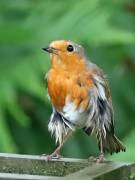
[67,44,74,52]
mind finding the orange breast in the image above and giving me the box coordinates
[47,68,94,111]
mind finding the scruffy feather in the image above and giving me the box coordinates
[84,71,126,153]
[48,108,74,144]
[97,130,126,154]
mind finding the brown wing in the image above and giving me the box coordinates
[83,62,114,136]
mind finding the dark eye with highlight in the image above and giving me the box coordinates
[67,44,74,52]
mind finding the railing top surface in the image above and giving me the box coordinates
[0,153,134,180]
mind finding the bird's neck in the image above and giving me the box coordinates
[51,55,86,73]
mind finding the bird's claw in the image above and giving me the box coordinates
[95,153,105,163]
[41,152,61,161]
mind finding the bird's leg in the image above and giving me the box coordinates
[47,144,62,160]
[96,132,105,163]
[46,130,72,161]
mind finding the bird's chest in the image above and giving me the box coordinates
[48,73,67,109]
[48,68,91,105]
[47,69,77,110]
[47,68,92,127]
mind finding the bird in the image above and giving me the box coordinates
[42,40,126,162]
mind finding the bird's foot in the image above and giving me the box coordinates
[46,152,61,161]
[41,151,61,161]
[95,153,105,163]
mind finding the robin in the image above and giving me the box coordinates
[42,40,126,162]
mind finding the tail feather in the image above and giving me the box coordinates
[98,133,126,154]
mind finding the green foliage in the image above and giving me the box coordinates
[0,0,135,161]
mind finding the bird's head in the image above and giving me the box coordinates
[42,40,86,70]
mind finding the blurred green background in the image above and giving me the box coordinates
[0,0,135,162]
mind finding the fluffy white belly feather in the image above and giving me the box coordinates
[62,102,88,128]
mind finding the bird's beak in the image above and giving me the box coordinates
[42,47,54,54]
